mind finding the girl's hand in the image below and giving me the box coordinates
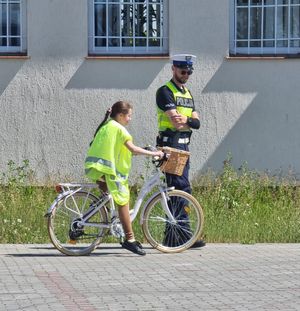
[153,150,164,159]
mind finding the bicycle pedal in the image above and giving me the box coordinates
[68,239,77,245]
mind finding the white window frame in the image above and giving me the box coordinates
[230,0,300,55]
[0,0,27,54]
[88,0,168,55]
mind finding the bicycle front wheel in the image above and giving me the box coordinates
[48,191,109,256]
[142,190,204,253]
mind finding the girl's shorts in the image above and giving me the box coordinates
[104,174,129,206]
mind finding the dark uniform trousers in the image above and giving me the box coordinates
[157,131,192,247]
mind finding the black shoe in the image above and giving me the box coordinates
[121,240,146,256]
[190,240,206,248]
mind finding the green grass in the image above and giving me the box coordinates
[192,160,300,243]
[1,159,300,244]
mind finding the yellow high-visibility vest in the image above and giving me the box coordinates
[85,119,132,181]
[157,81,193,132]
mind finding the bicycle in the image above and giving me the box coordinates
[45,150,204,256]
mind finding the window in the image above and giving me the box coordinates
[230,0,300,55]
[0,0,26,54]
[88,0,168,55]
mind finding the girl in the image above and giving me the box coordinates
[85,101,164,256]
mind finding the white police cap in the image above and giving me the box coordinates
[171,54,196,69]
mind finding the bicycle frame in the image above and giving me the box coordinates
[46,166,176,228]
[46,183,100,217]
[131,170,176,225]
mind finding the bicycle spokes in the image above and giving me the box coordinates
[48,191,109,256]
[142,190,203,252]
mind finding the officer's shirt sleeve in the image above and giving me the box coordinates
[156,86,176,111]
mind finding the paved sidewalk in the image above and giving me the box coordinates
[0,243,299,311]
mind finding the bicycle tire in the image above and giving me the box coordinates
[48,191,109,256]
[142,190,204,253]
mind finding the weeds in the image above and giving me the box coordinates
[193,157,300,243]
[0,160,54,243]
[0,159,300,244]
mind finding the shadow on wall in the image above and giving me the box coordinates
[201,59,300,176]
[65,59,168,90]
[0,61,25,96]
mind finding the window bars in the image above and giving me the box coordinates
[89,0,168,55]
[230,0,300,55]
[0,0,26,54]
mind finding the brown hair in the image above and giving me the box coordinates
[110,101,132,118]
[90,101,133,145]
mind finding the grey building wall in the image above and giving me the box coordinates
[1,0,300,184]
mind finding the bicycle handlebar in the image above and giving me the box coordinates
[143,145,169,168]
[152,153,169,168]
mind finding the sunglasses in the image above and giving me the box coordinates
[179,69,193,76]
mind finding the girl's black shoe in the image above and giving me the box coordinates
[121,240,146,256]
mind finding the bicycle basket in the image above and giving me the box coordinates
[159,147,190,176]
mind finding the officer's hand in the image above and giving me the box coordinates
[171,114,188,125]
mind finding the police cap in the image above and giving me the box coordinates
[171,54,196,70]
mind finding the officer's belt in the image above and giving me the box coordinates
[162,136,190,144]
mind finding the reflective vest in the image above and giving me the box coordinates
[85,119,132,182]
[157,81,194,132]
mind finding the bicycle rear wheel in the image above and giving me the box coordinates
[48,191,109,256]
[142,190,204,253]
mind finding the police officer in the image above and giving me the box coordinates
[156,54,205,248]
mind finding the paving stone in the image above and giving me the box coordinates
[0,244,299,310]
